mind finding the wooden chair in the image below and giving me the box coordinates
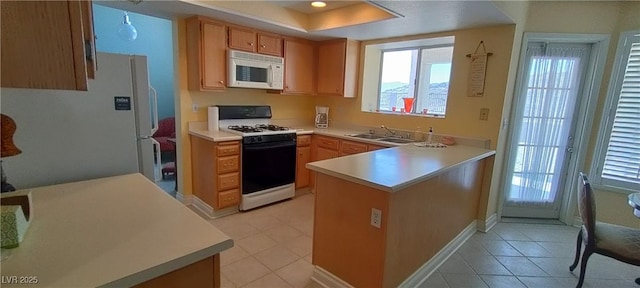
[569,172,640,288]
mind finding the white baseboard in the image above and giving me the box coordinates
[311,266,354,288]
[399,220,478,288]
[190,195,238,219]
[477,213,498,232]
[177,192,188,204]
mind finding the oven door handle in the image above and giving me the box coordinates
[244,141,296,151]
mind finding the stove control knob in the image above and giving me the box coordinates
[257,136,263,142]
[250,138,256,143]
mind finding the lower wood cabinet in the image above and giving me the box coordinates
[296,135,311,189]
[191,136,240,209]
[340,140,367,156]
[218,189,240,208]
[316,147,340,160]
[367,144,387,151]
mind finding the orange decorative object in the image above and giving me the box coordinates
[402,97,414,113]
[1,114,22,157]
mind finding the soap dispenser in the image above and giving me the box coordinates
[427,127,433,144]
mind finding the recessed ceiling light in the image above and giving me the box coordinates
[311,1,327,8]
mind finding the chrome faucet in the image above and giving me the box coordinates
[380,125,397,137]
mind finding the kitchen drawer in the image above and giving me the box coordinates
[218,189,239,208]
[340,140,367,155]
[297,135,311,147]
[217,155,239,173]
[217,172,239,191]
[217,142,240,156]
[316,136,339,151]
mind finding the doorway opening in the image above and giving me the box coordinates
[92,4,177,196]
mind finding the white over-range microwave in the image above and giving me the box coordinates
[228,50,284,90]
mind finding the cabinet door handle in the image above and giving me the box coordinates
[261,44,266,48]
[219,80,224,84]
[249,42,254,46]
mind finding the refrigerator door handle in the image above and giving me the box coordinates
[151,137,162,182]
[150,86,159,135]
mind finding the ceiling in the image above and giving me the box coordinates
[272,0,363,15]
[95,0,515,41]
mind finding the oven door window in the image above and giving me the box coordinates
[242,141,296,194]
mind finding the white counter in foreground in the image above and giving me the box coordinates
[0,173,233,287]
[306,144,495,193]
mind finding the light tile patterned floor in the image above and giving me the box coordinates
[424,222,640,288]
[209,193,320,288]
[205,194,639,288]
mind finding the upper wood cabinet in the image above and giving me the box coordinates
[186,16,227,91]
[282,38,315,95]
[228,27,283,57]
[317,39,360,98]
[1,0,96,91]
[228,26,256,52]
[257,33,283,57]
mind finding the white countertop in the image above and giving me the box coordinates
[0,173,233,287]
[306,145,495,193]
[189,122,242,142]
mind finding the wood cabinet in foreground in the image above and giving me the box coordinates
[191,137,240,209]
[186,16,227,91]
[1,0,96,91]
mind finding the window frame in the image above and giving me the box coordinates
[590,30,640,194]
[376,43,454,116]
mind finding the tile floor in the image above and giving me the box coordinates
[204,193,639,288]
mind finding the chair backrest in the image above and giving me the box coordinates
[577,172,596,246]
[153,117,175,137]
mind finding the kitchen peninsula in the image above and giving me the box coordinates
[306,145,495,287]
[0,173,232,288]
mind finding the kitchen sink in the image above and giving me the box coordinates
[377,137,415,144]
[348,133,384,140]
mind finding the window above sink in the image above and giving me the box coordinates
[360,36,455,118]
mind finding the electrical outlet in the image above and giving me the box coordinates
[479,108,489,121]
[371,208,382,228]
[192,104,198,113]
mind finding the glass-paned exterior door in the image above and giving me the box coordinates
[502,43,591,218]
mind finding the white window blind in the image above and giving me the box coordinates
[599,32,640,190]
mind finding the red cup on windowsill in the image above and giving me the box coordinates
[403,97,414,113]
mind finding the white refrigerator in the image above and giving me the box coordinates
[0,52,161,189]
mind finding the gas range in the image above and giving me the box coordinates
[223,124,297,144]
[216,105,297,211]
[225,124,293,136]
